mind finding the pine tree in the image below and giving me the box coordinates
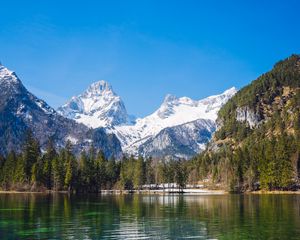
[1,151,17,189]
[145,157,154,185]
[259,138,276,190]
[106,156,118,189]
[173,160,187,191]
[276,135,293,189]
[14,154,25,184]
[64,141,77,191]
[43,138,57,189]
[52,152,64,191]
[23,130,40,182]
[133,156,145,190]
[94,150,107,192]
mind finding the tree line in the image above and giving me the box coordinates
[0,131,189,192]
[194,131,300,192]
[1,104,299,193]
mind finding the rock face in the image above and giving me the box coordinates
[0,64,122,158]
[59,80,237,159]
[209,54,300,152]
[57,80,133,128]
[138,119,216,159]
[236,106,261,128]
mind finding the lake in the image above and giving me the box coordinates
[0,193,299,239]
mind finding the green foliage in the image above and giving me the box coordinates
[173,160,188,191]
[216,54,300,140]
[64,141,77,191]
[133,156,145,189]
[23,130,40,182]
[195,55,300,192]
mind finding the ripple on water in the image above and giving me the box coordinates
[0,194,300,239]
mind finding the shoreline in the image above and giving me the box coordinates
[1,189,300,195]
[0,189,226,195]
[245,190,300,195]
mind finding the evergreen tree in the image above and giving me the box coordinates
[133,156,145,190]
[173,160,188,191]
[94,150,107,192]
[52,151,65,191]
[43,138,57,189]
[276,135,293,189]
[23,130,40,182]
[1,151,17,189]
[145,157,155,185]
[64,141,77,191]
[14,154,25,184]
[106,156,119,189]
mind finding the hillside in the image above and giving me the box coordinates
[194,54,300,191]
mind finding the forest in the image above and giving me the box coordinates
[194,54,300,192]
[0,123,299,193]
[0,131,189,192]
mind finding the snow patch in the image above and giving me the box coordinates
[66,136,79,144]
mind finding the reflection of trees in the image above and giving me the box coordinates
[0,194,299,239]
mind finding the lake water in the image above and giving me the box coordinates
[0,193,299,239]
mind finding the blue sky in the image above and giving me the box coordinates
[1,1,299,117]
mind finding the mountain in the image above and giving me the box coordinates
[57,80,133,128]
[113,87,236,158]
[59,80,237,158]
[195,54,300,191]
[0,64,122,158]
[137,119,216,159]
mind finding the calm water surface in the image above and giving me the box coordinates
[0,193,299,239]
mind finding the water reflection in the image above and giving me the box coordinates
[0,193,299,239]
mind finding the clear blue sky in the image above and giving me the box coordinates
[1,1,299,117]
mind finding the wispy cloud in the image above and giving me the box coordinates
[27,85,67,109]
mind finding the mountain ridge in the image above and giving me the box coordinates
[0,65,122,159]
[58,79,237,158]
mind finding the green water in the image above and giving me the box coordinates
[0,194,299,239]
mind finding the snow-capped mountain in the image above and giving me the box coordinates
[57,80,133,128]
[137,119,216,159]
[59,79,237,158]
[0,64,122,158]
[113,87,237,157]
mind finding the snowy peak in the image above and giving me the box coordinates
[0,64,21,86]
[163,94,178,104]
[58,80,131,128]
[82,80,115,98]
[156,87,237,121]
[202,87,237,103]
[158,94,200,119]
[0,64,30,100]
[0,64,58,117]
[223,86,237,95]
